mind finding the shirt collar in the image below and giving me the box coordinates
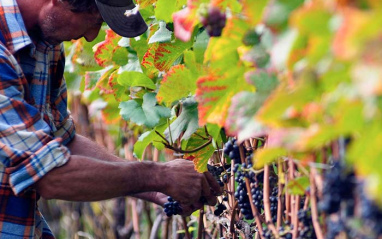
[0,0,34,54]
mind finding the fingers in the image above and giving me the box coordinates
[204,171,223,195]
[200,175,218,206]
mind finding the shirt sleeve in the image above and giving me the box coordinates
[0,44,72,196]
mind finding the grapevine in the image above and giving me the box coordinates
[61,0,382,238]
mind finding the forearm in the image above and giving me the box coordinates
[67,134,124,162]
[35,155,163,201]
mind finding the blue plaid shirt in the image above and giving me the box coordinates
[0,0,76,238]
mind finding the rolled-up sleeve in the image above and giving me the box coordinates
[0,45,72,195]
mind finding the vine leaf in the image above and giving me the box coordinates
[242,0,269,25]
[246,70,279,95]
[142,40,192,72]
[117,71,156,89]
[164,98,199,142]
[286,176,310,195]
[94,29,124,67]
[119,92,171,128]
[84,66,115,91]
[155,0,186,23]
[184,129,215,173]
[196,67,254,127]
[225,91,266,140]
[253,147,287,169]
[157,65,198,106]
[332,8,382,60]
[108,71,130,102]
[137,0,157,8]
[257,75,320,128]
[134,121,167,160]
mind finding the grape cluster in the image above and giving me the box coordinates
[163,197,182,217]
[234,166,254,220]
[207,164,231,187]
[296,209,316,239]
[270,186,278,223]
[200,5,226,37]
[214,203,227,216]
[356,185,382,238]
[224,139,241,164]
[319,161,355,214]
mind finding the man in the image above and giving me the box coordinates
[0,0,221,238]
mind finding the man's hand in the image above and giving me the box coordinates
[158,159,222,206]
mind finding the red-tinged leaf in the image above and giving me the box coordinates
[184,128,215,173]
[94,29,122,67]
[196,67,254,127]
[142,43,159,75]
[84,66,114,91]
[333,8,382,60]
[157,65,198,106]
[101,94,122,124]
[137,0,157,8]
[108,71,130,102]
[142,40,192,72]
[95,67,118,94]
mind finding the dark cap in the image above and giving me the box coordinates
[95,0,148,38]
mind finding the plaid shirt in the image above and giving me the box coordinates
[0,0,76,238]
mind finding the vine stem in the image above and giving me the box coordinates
[239,144,264,239]
[292,196,300,239]
[263,164,278,237]
[229,201,239,235]
[284,161,291,223]
[198,209,204,239]
[288,159,299,239]
[164,137,212,154]
[182,217,191,239]
[276,160,284,230]
[310,166,324,239]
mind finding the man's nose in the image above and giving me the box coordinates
[84,25,102,42]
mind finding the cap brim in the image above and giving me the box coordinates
[95,0,148,38]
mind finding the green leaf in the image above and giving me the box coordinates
[253,147,288,169]
[193,30,209,64]
[286,176,310,195]
[242,0,269,25]
[257,73,320,128]
[117,71,156,89]
[155,0,181,22]
[111,47,129,66]
[84,66,114,91]
[119,93,171,128]
[246,70,279,95]
[184,128,215,173]
[134,122,167,160]
[164,98,199,141]
[157,65,197,106]
[149,21,172,44]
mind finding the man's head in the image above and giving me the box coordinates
[25,0,147,45]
